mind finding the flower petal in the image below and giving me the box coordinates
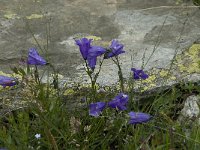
[131,68,148,80]
[87,46,106,69]
[105,40,125,58]
[27,48,47,65]
[108,93,128,110]
[88,46,106,57]
[87,57,97,70]
[89,102,106,117]
[75,38,92,60]
[129,112,152,124]
[0,75,17,87]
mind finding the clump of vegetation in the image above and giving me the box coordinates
[0,37,200,150]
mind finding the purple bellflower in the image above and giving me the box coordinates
[108,93,129,111]
[131,68,148,80]
[0,75,17,88]
[87,46,106,69]
[75,38,92,60]
[105,40,125,59]
[128,112,152,124]
[27,48,47,65]
[89,102,106,117]
[75,38,106,70]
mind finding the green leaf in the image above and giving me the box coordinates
[193,0,200,6]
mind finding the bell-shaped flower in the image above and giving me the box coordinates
[75,38,92,60]
[89,102,106,117]
[108,93,128,111]
[27,48,47,65]
[87,46,106,70]
[128,112,152,124]
[105,40,125,59]
[131,68,148,80]
[0,75,17,87]
[75,38,106,70]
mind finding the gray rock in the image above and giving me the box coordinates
[0,0,200,91]
[178,95,200,125]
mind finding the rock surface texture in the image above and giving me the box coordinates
[0,0,200,90]
[179,95,200,125]
[181,95,200,119]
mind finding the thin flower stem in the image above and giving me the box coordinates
[84,60,96,102]
[34,65,40,85]
[94,58,104,83]
[84,58,104,102]
[112,56,124,92]
[84,60,93,82]
[24,19,45,53]
[143,16,168,68]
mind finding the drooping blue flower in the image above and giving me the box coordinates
[0,75,17,87]
[87,46,106,70]
[75,38,92,60]
[108,93,128,110]
[131,68,148,80]
[105,40,125,59]
[75,38,106,70]
[89,102,106,117]
[128,112,152,124]
[27,48,47,65]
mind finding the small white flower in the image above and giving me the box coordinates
[122,94,128,98]
[35,133,41,139]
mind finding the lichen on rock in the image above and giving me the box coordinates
[176,44,200,74]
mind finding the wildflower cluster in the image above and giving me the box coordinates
[0,48,46,88]
[75,38,125,70]
[89,93,152,124]
[1,37,152,126]
[0,37,151,150]
[75,37,151,125]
